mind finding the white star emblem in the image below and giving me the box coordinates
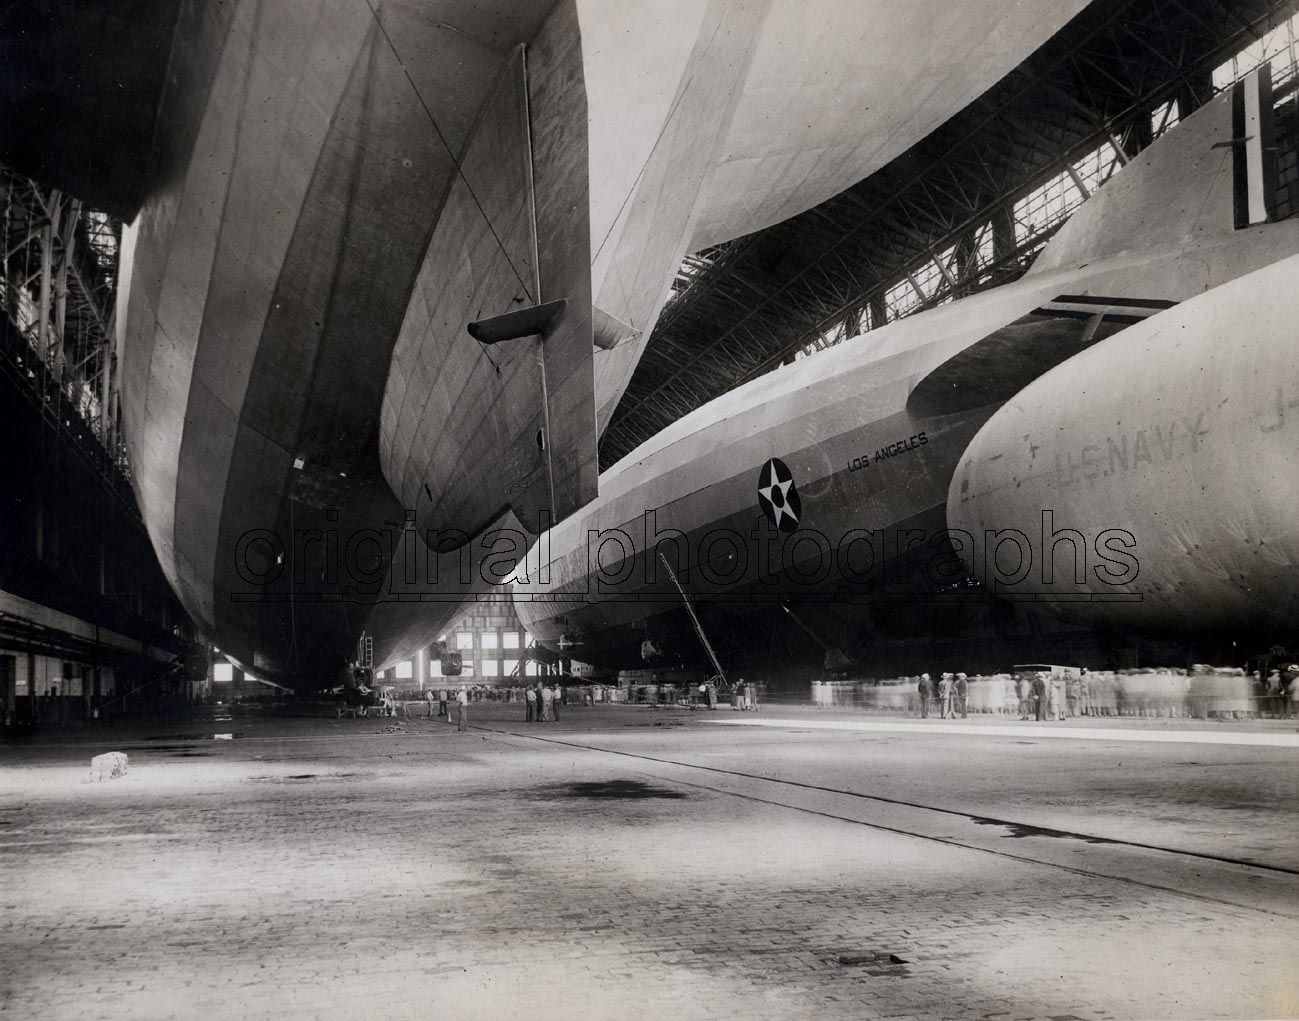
[757,457,801,532]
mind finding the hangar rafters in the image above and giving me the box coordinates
[600,0,1299,469]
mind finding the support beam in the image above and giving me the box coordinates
[991,205,1017,262]
[868,295,887,331]
[35,189,58,362]
[52,197,80,379]
[1065,163,1093,200]
[955,230,981,282]
[1178,69,1215,117]
[98,309,115,442]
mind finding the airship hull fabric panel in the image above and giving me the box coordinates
[120,0,553,678]
[684,0,1093,251]
[379,0,593,541]
[585,0,772,433]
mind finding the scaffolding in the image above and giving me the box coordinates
[0,169,128,482]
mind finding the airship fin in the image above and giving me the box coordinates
[495,35,599,532]
[1029,63,1281,276]
[382,16,599,542]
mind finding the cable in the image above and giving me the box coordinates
[363,2,537,305]
[287,496,299,674]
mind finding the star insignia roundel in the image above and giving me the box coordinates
[757,457,801,533]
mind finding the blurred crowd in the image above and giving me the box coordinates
[810,664,1299,720]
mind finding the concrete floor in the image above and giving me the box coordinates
[1,704,1297,1020]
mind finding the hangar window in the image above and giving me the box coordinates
[884,277,923,320]
[799,221,1003,360]
[395,660,413,679]
[503,632,520,650]
[1072,141,1123,193]
[503,659,519,677]
[481,659,499,677]
[1150,99,1179,139]
[214,662,234,682]
[481,632,498,650]
[1013,140,1122,251]
[1013,167,1085,247]
[1214,13,1299,90]
[456,633,473,650]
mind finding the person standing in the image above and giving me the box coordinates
[1032,672,1047,721]
[438,688,449,719]
[938,673,953,719]
[525,684,537,723]
[955,673,969,718]
[917,673,933,718]
[540,682,554,723]
[551,683,561,722]
[456,687,468,732]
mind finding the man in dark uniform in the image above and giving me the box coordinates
[917,673,933,718]
[955,673,969,718]
[1032,672,1047,721]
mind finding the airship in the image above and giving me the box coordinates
[511,67,1299,678]
[0,0,1095,683]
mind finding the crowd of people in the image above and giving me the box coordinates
[914,672,972,719]
[523,681,567,723]
[423,687,470,731]
[810,664,1299,720]
[915,670,1077,720]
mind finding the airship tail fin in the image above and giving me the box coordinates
[1030,63,1284,276]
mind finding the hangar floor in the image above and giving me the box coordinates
[2,705,1297,1020]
